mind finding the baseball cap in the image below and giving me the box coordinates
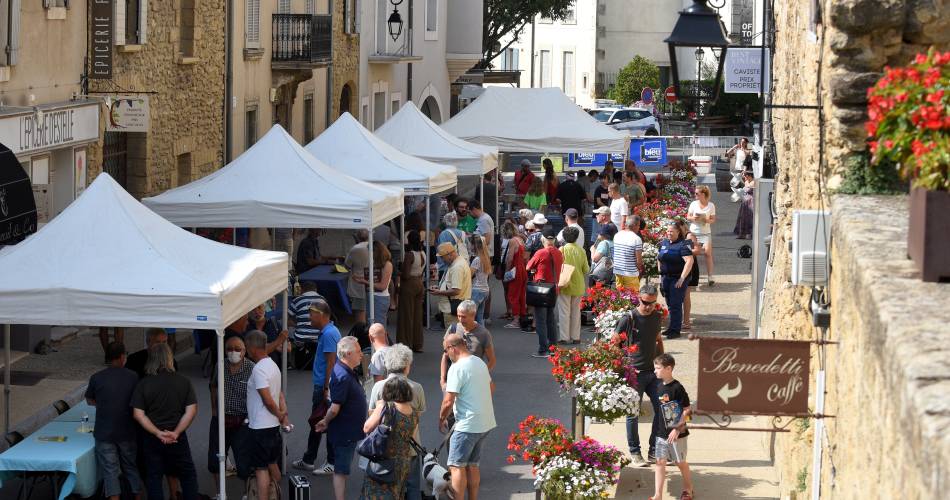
[542,227,557,240]
[598,224,618,238]
[436,242,457,257]
[593,206,610,215]
[564,208,579,218]
[532,213,548,225]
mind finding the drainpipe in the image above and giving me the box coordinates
[530,17,536,88]
[224,0,233,162]
[406,0,413,100]
[326,2,334,126]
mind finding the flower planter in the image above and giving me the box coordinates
[908,187,950,282]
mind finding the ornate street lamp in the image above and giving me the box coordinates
[388,0,404,42]
[665,0,729,104]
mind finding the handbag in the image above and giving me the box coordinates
[366,457,396,484]
[526,250,558,308]
[589,249,614,283]
[307,397,330,430]
[357,403,396,462]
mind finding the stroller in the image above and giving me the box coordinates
[409,424,457,500]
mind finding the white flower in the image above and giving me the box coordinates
[593,310,626,339]
[573,368,640,421]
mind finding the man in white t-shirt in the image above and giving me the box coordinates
[245,330,288,497]
[608,183,629,229]
[556,208,587,248]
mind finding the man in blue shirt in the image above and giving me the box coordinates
[292,299,341,475]
[314,336,366,500]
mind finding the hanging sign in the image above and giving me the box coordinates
[0,142,38,245]
[724,48,771,94]
[90,0,113,79]
[107,96,150,132]
[629,138,667,167]
[697,337,810,415]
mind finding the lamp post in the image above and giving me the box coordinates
[664,0,729,106]
[694,47,705,115]
[388,0,404,42]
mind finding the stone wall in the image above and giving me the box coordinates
[331,0,359,118]
[760,0,950,497]
[87,0,225,198]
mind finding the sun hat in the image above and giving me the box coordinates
[532,213,548,225]
[436,242,457,257]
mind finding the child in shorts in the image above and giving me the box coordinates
[651,353,694,500]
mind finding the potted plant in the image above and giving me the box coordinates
[867,49,950,281]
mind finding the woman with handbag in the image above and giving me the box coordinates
[525,227,564,358]
[208,335,255,483]
[503,223,529,330]
[359,378,419,499]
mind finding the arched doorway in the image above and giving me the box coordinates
[420,96,442,124]
[340,83,353,116]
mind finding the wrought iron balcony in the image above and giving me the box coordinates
[272,14,331,69]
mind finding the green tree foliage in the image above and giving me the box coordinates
[482,0,575,69]
[673,79,762,123]
[607,56,661,104]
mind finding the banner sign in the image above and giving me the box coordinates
[731,0,755,46]
[724,48,771,94]
[0,142,38,245]
[90,0,113,79]
[567,153,625,169]
[630,138,667,167]
[107,96,150,132]
[697,337,811,415]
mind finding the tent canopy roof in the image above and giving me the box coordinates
[306,113,458,195]
[375,103,498,176]
[0,174,288,330]
[441,87,630,154]
[142,125,404,229]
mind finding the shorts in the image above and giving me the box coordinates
[615,275,640,291]
[330,440,358,475]
[349,294,366,312]
[245,427,282,470]
[655,436,688,463]
[447,430,490,468]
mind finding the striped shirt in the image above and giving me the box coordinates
[613,230,643,277]
[289,291,325,341]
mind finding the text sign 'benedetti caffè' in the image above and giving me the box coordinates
[697,337,810,415]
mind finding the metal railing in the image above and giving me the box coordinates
[272,14,331,64]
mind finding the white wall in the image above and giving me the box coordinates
[596,0,683,94]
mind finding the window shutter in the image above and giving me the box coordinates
[278,0,289,14]
[138,0,148,44]
[246,0,260,47]
[115,0,126,45]
[6,0,20,65]
[354,0,361,34]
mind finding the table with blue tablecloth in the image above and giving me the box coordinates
[297,265,352,315]
[53,402,96,424]
[0,413,99,499]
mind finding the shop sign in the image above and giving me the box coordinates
[730,0,755,46]
[0,104,100,156]
[724,48,771,94]
[697,337,810,415]
[107,96,150,132]
[630,138,667,167]
[0,142,38,245]
[567,153,625,169]
[90,0,113,79]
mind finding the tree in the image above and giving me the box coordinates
[481,0,575,69]
[607,56,661,104]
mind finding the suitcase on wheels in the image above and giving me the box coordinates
[288,475,310,500]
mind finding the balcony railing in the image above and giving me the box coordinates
[272,14,331,67]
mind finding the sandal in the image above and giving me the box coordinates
[680,491,694,500]
[682,322,693,330]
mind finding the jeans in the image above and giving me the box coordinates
[207,416,248,477]
[471,288,488,323]
[406,454,422,500]
[302,389,335,466]
[372,294,390,325]
[534,305,558,354]
[660,276,687,334]
[626,370,661,456]
[95,440,142,498]
[141,432,198,500]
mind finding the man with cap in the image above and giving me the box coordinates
[554,171,588,216]
[429,242,472,326]
[525,227,564,357]
[592,205,616,247]
[525,213,548,256]
[514,159,536,196]
[556,208,587,249]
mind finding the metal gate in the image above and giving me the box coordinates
[102,131,128,187]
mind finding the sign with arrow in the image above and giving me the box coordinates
[697,337,810,415]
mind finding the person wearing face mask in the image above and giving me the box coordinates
[208,335,255,483]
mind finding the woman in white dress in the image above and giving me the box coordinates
[726,138,750,172]
[687,185,717,286]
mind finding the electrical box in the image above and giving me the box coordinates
[791,209,831,286]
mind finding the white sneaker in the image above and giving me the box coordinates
[313,462,334,475]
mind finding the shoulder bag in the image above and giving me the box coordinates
[589,242,614,284]
[357,402,396,462]
[526,250,558,308]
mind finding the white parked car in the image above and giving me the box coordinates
[589,107,659,136]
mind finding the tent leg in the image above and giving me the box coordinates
[280,291,289,474]
[368,229,375,325]
[216,329,226,500]
[480,177,484,208]
[232,228,237,246]
[425,197,430,330]
[4,324,10,435]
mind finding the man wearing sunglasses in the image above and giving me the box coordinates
[614,284,665,468]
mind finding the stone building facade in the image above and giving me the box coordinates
[87,0,225,199]
[331,0,359,119]
[759,0,949,497]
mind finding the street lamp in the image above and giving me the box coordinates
[694,48,705,102]
[664,0,729,104]
[387,0,404,42]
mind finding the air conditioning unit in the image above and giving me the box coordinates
[790,210,831,286]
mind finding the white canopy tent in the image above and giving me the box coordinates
[0,174,288,500]
[141,124,404,229]
[306,112,460,325]
[442,87,631,154]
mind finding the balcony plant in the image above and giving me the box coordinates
[866,49,950,281]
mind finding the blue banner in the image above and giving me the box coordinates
[567,152,626,169]
[630,138,667,167]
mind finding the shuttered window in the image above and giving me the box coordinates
[246,0,260,47]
